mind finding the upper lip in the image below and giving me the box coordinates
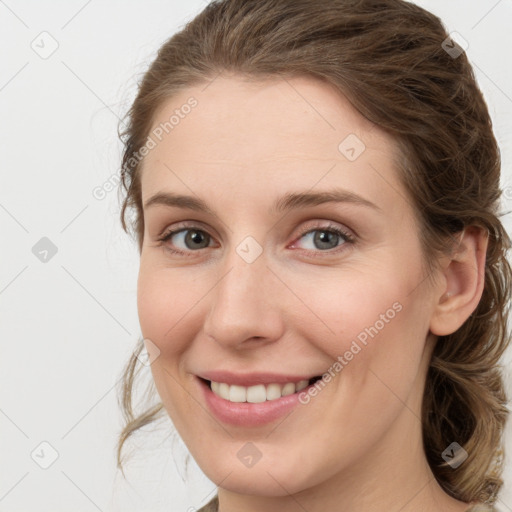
[197,370,320,387]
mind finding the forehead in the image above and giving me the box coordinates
[140,75,406,215]
[146,75,390,158]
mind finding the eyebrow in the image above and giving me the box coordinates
[143,188,381,215]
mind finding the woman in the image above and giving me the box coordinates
[116,0,511,510]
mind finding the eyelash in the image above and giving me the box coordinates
[156,221,355,258]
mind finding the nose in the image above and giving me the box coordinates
[202,242,286,350]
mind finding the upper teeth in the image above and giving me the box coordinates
[210,380,309,403]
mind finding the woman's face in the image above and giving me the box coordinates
[137,75,440,496]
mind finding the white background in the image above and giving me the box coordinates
[0,1,511,511]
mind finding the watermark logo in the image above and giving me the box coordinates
[136,338,161,366]
[442,32,468,59]
[93,96,199,200]
[31,31,59,59]
[237,442,262,468]
[236,236,263,264]
[298,301,403,404]
[338,133,366,161]
[31,441,59,469]
[123,97,198,171]
[92,172,121,200]
[32,237,58,263]
[442,442,468,469]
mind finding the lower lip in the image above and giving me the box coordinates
[198,378,311,427]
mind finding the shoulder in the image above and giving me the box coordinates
[193,497,500,512]
[196,495,218,512]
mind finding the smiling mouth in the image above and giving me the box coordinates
[199,376,322,403]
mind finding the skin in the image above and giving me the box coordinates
[136,75,487,512]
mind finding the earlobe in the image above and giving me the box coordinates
[429,227,488,337]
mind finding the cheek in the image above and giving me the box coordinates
[136,263,202,355]
[292,255,430,403]
[291,264,414,355]
[285,277,428,466]
[136,265,205,425]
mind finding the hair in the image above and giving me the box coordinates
[115,0,511,505]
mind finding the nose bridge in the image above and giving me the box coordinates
[203,237,283,347]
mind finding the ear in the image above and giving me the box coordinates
[429,226,488,336]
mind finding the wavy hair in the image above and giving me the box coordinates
[115,0,511,504]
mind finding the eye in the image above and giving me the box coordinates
[157,225,214,254]
[291,223,354,253]
[156,221,355,256]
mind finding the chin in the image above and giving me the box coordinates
[198,452,321,497]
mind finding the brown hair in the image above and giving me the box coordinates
[115,0,511,505]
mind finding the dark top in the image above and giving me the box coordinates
[196,495,497,511]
